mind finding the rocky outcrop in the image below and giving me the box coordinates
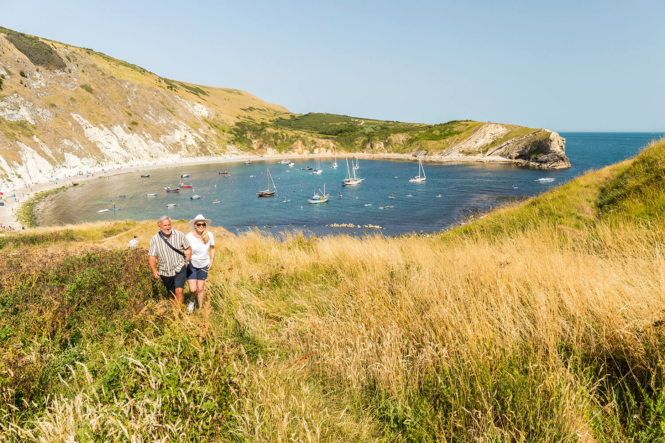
[423,126,570,169]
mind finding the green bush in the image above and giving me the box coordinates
[79,84,93,94]
[5,31,66,70]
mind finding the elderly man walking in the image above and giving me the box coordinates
[148,216,192,304]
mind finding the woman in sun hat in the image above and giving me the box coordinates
[185,214,215,313]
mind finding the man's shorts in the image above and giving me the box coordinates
[160,265,187,295]
[186,264,209,281]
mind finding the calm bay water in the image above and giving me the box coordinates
[36,133,664,236]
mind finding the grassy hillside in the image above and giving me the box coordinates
[232,112,502,154]
[1,137,664,440]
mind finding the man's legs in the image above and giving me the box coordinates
[172,265,187,305]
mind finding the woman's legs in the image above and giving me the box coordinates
[196,279,206,310]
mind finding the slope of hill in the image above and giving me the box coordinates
[1,137,662,441]
[0,26,569,191]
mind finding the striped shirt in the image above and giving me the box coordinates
[148,230,191,277]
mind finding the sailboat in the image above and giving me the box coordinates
[308,184,329,204]
[342,158,364,186]
[312,156,323,174]
[409,157,426,182]
[257,168,277,197]
[353,157,360,170]
[332,148,338,169]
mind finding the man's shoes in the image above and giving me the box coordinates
[187,301,195,313]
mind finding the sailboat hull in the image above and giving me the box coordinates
[409,177,426,182]
[342,179,363,186]
[257,191,276,197]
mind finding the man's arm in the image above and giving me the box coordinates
[148,255,160,279]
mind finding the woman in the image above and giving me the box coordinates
[186,214,215,313]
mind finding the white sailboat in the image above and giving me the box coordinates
[257,168,277,197]
[409,157,426,182]
[312,156,323,174]
[342,158,364,186]
[332,148,338,169]
[353,156,360,170]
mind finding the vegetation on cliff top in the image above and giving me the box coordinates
[0,27,66,70]
[2,138,665,440]
[232,112,494,153]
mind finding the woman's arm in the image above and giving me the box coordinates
[208,245,215,269]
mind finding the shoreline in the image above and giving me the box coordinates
[1,151,545,231]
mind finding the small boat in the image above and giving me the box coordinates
[147,193,158,196]
[308,185,329,204]
[213,199,220,204]
[165,187,180,193]
[97,209,110,213]
[364,203,372,207]
[536,178,555,182]
[288,162,295,167]
[305,166,313,171]
[257,168,277,197]
[245,160,252,165]
[219,171,230,175]
[181,174,190,178]
[179,183,193,188]
[166,203,177,208]
[437,194,442,198]
[332,148,338,169]
[279,159,291,164]
[141,175,150,178]
[312,169,323,175]
[190,195,201,200]
[409,157,426,182]
[342,158,364,186]
[353,157,360,170]
[283,198,290,203]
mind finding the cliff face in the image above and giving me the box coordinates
[0,28,288,188]
[431,124,570,169]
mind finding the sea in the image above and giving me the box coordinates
[35,133,664,236]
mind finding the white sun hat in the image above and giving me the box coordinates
[189,214,212,230]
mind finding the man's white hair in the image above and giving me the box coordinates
[157,215,171,226]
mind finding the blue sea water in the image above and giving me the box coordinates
[36,133,664,236]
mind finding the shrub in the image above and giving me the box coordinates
[5,31,66,70]
[79,84,93,94]
[19,70,26,78]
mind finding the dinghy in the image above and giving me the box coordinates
[141,175,150,178]
[97,209,110,213]
[190,195,201,200]
[147,193,158,196]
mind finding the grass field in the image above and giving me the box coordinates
[1,138,664,441]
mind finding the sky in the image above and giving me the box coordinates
[2,0,664,131]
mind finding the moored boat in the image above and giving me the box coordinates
[147,193,158,196]
[190,195,201,200]
[165,187,180,193]
[166,203,177,208]
[219,171,230,175]
[342,157,364,186]
[308,184,329,204]
[181,174,190,178]
[97,209,110,213]
[141,175,150,178]
[179,183,193,188]
[257,168,277,197]
[409,157,426,182]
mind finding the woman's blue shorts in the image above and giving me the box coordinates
[186,264,209,281]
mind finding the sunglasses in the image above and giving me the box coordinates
[195,222,207,227]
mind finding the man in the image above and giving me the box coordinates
[148,216,192,304]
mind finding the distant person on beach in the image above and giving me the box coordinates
[185,214,215,314]
[128,236,139,247]
[148,216,191,304]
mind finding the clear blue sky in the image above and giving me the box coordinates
[3,0,664,131]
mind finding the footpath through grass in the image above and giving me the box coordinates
[2,138,665,441]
